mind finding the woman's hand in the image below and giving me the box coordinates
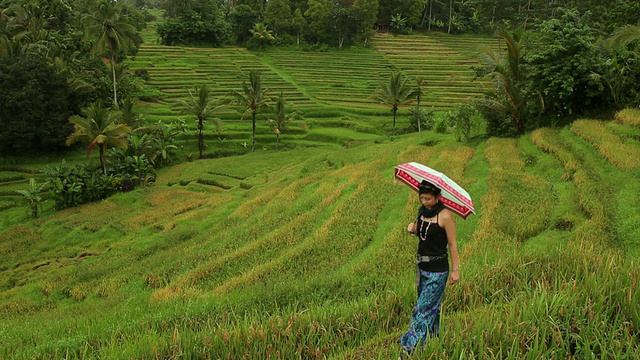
[407,223,416,234]
[449,269,459,285]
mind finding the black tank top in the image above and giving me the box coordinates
[416,211,449,272]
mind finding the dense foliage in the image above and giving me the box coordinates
[0,55,74,152]
[0,0,148,152]
[156,0,231,45]
[475,10,640,135]
[152,0,640,46]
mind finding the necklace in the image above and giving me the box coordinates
[418,220,431,242]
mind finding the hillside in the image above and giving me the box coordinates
[0,31,500,214]
[1,112,639,357]
[127,31,500,157]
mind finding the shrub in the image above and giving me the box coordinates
[42,161,115,210]
[433,110,455,134]
[451,103,482,142]
[15,178,47,218]
[108,152,157,188]
[408,106,435,132]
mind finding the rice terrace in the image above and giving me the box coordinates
[1,1,640,359]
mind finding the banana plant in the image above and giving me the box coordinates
[15,178,46,218]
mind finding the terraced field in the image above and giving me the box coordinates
[126,29,506,155]
[1,109,639,358]
[261,48,393,111]
[4,19,640,357]
[371,34,497,107]
[131,45,317,115]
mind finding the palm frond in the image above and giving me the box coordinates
[606,25,640,48]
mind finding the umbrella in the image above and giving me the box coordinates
[394,162,475,219]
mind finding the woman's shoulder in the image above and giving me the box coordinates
[439,208,455,222]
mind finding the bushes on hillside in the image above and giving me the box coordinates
[157,2,231,46]
[35,119,185,211]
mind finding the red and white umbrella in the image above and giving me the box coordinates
[394,162,475,219]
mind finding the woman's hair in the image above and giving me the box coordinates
[419,180,441,196]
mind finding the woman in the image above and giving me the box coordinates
[399,180,460,357]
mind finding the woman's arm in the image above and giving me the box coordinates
[441,210,460,284]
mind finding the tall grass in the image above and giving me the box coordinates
[1,119,640,358]
[3,22,640,358]
[571,119,640,170]
[615,108,640,127]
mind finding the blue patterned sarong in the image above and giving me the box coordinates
[400,269,448,353]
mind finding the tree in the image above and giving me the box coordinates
[598,25,640,108]
[352,0,378,46]
[66,100,132,175]
[15,178,46,218]
[267,92,301,150]
[230,4,259,43]
[179,85,224,159]
[305,0,329,43]
[476,28,533,135]
[0,55,73,153]
[525,9,605,118]
[448,0,453,33]
[378,0,423,29]
[263,0,292,37]
[290,8,307,46]
[374,71,418,131]
[250,22,275,49]
[607,25,640,48]
[230,70,270,152]
[84,0,137,109]
[328,1,357,48]
[414,78,427,132]
[120,96,142,129]
[390,14,410,34]
[156,0,232,46]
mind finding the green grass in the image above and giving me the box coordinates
[2,27,640,358]
[124,30,508,163]
[1,121,639,358]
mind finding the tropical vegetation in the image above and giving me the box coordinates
[1,0,640,358]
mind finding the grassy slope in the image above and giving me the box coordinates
[1,116,639,358]
[1,20,640,359]
[0,31,503,214]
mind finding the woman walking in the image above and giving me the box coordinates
[399,180,460,358]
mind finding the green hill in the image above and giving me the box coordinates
[123,31,502,161]
[1,113,639,358]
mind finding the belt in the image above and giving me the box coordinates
[416,253,447,264]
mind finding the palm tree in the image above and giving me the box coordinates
[607,25,640,47]
[0,5,44,58]
[599,25,640,108]
[415,78,427,132]
[267,92,301,150]
[179,85,224,159]
[84,0,136,108]
[374,71,418,131]
[476,28,541,134]
[250,22,275,49]
[66,100,132,175]
[230,70,270,152]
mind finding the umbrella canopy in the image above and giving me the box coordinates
[394,162,475,219]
